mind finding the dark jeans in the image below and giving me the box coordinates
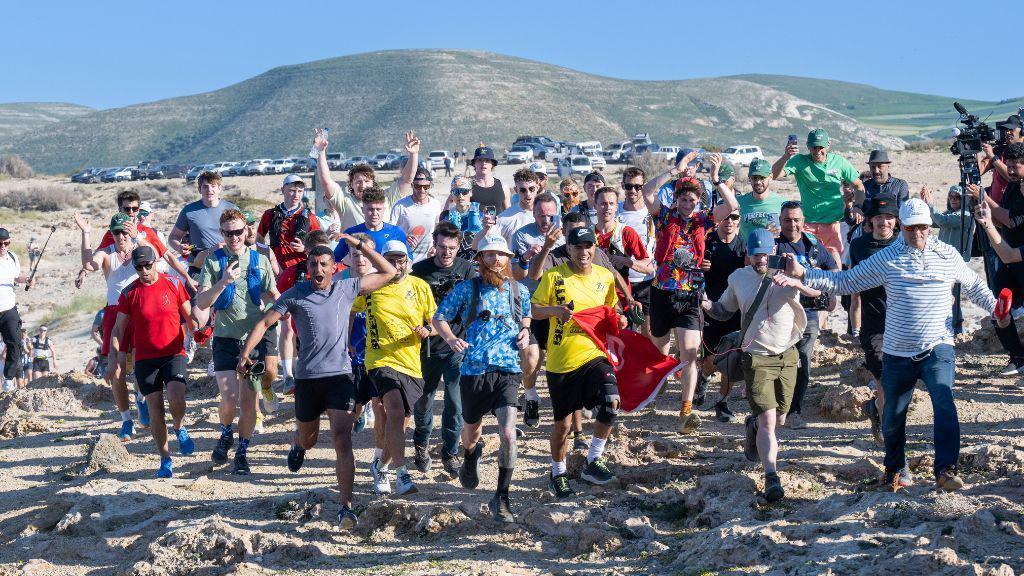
[413,351,463,458]
[0,307,22,380]
[881,344,958,478]
[788,310,820,415]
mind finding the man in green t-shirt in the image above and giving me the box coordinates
[771,129,865,265]
[194,208,278,476]
[736,158,785,240]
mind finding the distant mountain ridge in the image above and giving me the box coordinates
[0,102,93,140]
[0,50,1014,173]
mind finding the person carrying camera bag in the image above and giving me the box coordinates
[702,228,810,503]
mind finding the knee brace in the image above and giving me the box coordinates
[595,393,620,425]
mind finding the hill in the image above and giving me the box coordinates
[0,102,93,140]
[0,50,966,173]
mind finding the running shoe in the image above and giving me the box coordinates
[414,444,432,473]
[136,393,150,428]
[254,411,264,435]
[283,376,296,396]
[678,411,701,434]
[370,457,392,494]
[211,430,234,464]
[936,467,964,492]
[287,445,305,472]
[785,413,808,430]
[459,442,483,489]
[714,401,736,423]
[999,359,1024,376]
[764,472,785,502]
[262,385,279,414]
[441,454,461,478]
[523,399,540,428]
[232,452,251,475]
[157,457,173,479]
[694,374,710,408]
[490,493,515,523]
[176,427,195,456]
[338,506,358,530]
[550,473,574,499]
[898,466,914,488]
[581,457,615,485]
[395,469,418,496]
[118,419,136,442]
[571,432,589,451]
[743,415,758,462]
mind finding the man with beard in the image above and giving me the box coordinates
[573,172,605,226]
[494,168,541,244]
[702,229,809,502]
[238,239,397,529]
[617,166,657,338]
[532,227,621,498]
[433,234,531,522]
[736,158,785,240]
[558,177,582,216]
[411,223,475,476]
[390,167,445,264]
[861,150,909,210]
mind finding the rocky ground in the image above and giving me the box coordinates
[0,151,1022,575]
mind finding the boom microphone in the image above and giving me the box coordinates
[954,101,968,115]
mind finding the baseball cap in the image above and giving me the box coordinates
[0,228,9,240]
[717,163,735,181]
[529,162,547,176]
[139,201,153,216]
[747,228,776,256]
[382,239,409,257]
[40,326,47,332]
[567,227,596,246]
[450,175,472,193]
[948,185,963,196]
[748,158,772,178]
[867,194,899,218]
[131,245,158,266]
[999,116,1023,131]
[583,172,605,185]
[282,174,306,187]
[242,210,257,225]
[476,234,515,256]
[807,129,830,148]
[899,198,932,227]
[109,213,131,232]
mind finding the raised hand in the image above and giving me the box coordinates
[919,185,933,205]
[675,149,699,172]
[313,128,329,152]
[73,212,91,232]
[784,139,799,158]
[974,202,993,228]
[543,225,563,249]
[221,261,241,285]
[965,183,982,200]
[706,152,723,178]
[405,131,421,155]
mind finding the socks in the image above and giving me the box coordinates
[524,387,540,402]
[120,410,132,422]
[374,447,383,461]
[587,436,607,463]
[681,401,693,415]
[237,437,250,456]
[219,423,234,436]
[282,358,293,378]
[496,466,513,496]
[551,459,566,477]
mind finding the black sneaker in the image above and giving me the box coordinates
[694,373,710,407]
[862,398,884,447]
[550,473,574,498]
[764,472,784,502]
[211,431,234,464]
[459,442,483,489]
[337,506,358,530]
[287,445,305,472]
[715,401,736,423]
[490,493,515,523]
[524,399,540,428]
[414,443,432,473]
[743,415,759,462]
[580,457,615,485]
[441,454,461,478]
[232,452,251,475]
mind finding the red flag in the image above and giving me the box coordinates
[570,306,685,412]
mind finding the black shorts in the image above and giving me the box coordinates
[460,371,521,424]
[547,357,618,421]
[859,330,884,379]
[262,324,280,357]
[369,366,424,416]
[530,319,550,350]
[32,358,49,373]
[135,355,187,396]
[650,286,702,337]
[630,279,653,317]
[295,373,357,422]
[702,314,740,357]
[353,364,375,405]
[212,336,272,373]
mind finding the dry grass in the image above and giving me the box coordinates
[0,154,34,178]
[630,152,672,179]
[0,181,83,212]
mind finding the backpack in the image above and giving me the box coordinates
[268,204,311,248]
[212,248,262,310]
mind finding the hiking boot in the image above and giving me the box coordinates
[694,374,710,407]
[581,457,615,485]
[395,469,418,496]
[572,432,589,451]
[157,457,173,479]
[287,445,306,472]
[936,467,964,492]
[118,419,136,442]
[414,444,432,473]
[550,473,574,499]
[232,452,251,475]
[715,401,736,423]
[880,468,902,492]
[338,506,358,530]
[524,399,541,428]
[283,376,296,395]
[370,457,391,494]
[678,411,701,434]
[490,493,515,523]
[262,385,279,414]
[175,427,195,456]
[786,413,808,430]
[764,472,785,502]
[862,398,884,447]
[459,442,484,489]
[211,430,234,464]
[136,393,150,428]
[441,454,461,478]
[743,415,759,462]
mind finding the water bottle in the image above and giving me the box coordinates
[309,127,328,159]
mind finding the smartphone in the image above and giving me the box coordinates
[227,255,239,267]
[787,134,799,147]
[484,206,497,217]
[548,214,558,227]
[766,254,785,270]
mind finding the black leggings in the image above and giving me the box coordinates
[0,307,22,380]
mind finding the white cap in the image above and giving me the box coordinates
[282,173,305,186]
[382,239,409,257]
[476,233,515,256]
[899,198,932,227]
[529,162,547,175]
[139,201,153,213]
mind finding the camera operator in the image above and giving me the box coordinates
[980,115,1023,205]
[642,150,738,434]
[775,200,838,430]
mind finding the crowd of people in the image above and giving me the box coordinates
[1,122,1022,527]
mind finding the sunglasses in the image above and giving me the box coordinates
[221,228,246,238]
[903,224,929,232]
[134,262,155,271]
[516,186,538,193]
[562,189,580,196]
[780,200,803,210]
[0,240,10,246]
[414,184,431,190]
[121,205,140,213]
[112,230,130,236]
[452,188,471,196]
[725,214,741,221]
[622,184,644,191]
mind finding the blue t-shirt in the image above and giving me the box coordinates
[434,278,531,376]
[334,222,408,261]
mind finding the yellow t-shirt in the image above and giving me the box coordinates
[353,275,436,379]
[532,263,618,374]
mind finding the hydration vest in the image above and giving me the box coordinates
[268,204,311,248]
[213,248,262,310]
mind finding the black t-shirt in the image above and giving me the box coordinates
[776,232,839,310]
[1000,181,1024,247]
[848,233,898,334]
[411,256,475,355]
[703,232,746,301]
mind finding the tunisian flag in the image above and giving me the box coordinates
[570,306,685,412]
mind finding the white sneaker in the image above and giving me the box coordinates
[395,469,418,496]
[207,360,215,377]
[999,361,1024,377]
[370,457,392,494]
[262,386,279,414]
[254,411,265,434]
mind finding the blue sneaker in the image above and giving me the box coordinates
[157,457,173,478]
[354,410,367,433]
[118,419,136,442]
[176,427,195,456]
[136,393,151,428]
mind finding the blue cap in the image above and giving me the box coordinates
[675,148,704,167]
[747,228,776,256]
[472,146,498,165]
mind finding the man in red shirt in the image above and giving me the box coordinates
[111,246,195,478]
[257,174,322,270]
[592,186,653,303]
[276,230,346,293]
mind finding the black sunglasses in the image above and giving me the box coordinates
[622,183,644,191]
[726,214,741,221]
[221,228,246,238]
[121,205,140,213]
[516,186,538,193]
[134,262,155,271]
[112,230,130,236]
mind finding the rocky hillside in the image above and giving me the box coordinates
[0,102,92,139]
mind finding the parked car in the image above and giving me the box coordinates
[101,166,135,182]
[369,153,394,169]
[243,159,274,176]
[587,153,607,170]
[270,158,296,174]
[225,162,247,177]
[186,164,215,182]
[632,132,652,147]
[652,146,681,161]
[721,145,764,167]
[71,167,100,183]
[427,150,452,170]
[603,141,631,163]
[153,164,187,179]
[208,162,235,176]
[342,156,370,170]
[627,142,659,162]
[505,145,534,164]
[558,155,597,178]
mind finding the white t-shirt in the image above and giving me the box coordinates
[497,205,535,245]
[617,203,656,283]
[0,252,20,312]
[389,195,445,263]
[105,247,139,306]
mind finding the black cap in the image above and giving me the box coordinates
[567,227,596,246]
[867,194,899,218]
[867,150,891,164]
[583,171,605,185]
[1000,116,1023,131]
[0,228,9,240]
[131,245,158,267]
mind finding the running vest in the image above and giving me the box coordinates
[31,336,50,359]
[601,222,632,281]
[213,248,262,310]
[471,178,505,211]
[268,204,311,248]
[105,247,138,306]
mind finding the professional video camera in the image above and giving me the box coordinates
[950,102,997,161]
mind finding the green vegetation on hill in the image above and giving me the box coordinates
[0,102,93,139]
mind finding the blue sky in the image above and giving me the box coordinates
[3,0,1019,109]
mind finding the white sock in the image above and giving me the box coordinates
[551,459,566,477]
[524,387,540,402]
[587,437,607,463]
[282,359,293,378]
[120,410,132,422]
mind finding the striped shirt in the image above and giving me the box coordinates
[804,235,994,358]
